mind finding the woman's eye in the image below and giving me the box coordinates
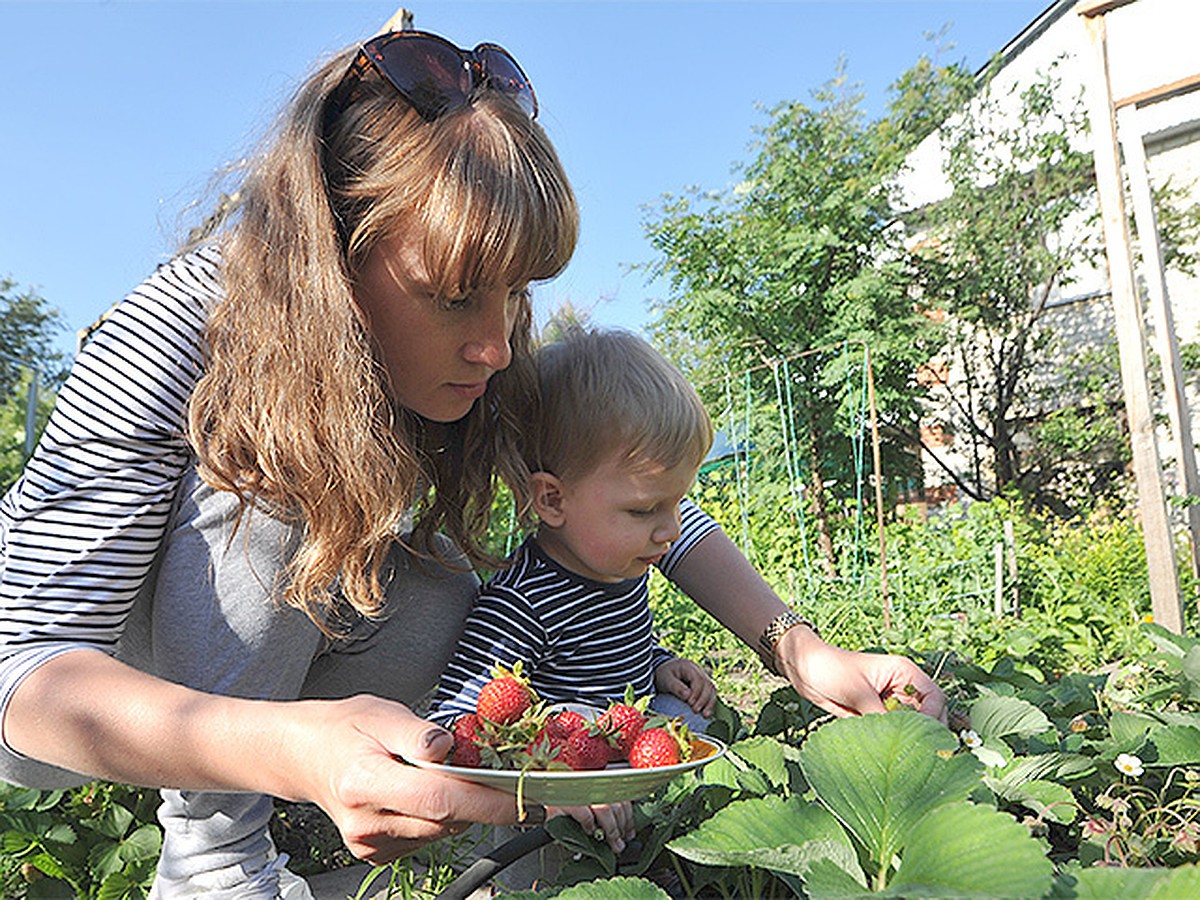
[441,296,471,311]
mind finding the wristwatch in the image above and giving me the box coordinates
[757,611,819,675]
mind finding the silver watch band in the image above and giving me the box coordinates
[757,611,818,675]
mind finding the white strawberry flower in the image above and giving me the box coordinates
[1114,753,1144,778]
[960,729,983,749]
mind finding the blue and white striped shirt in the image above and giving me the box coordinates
[0,248,217,724]
[428,500,717,724]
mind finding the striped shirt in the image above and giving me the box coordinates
[0,248,219,722]
[428,500,717,724]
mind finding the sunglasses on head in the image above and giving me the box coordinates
[327,29,538,126]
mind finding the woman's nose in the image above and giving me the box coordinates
[463,298,514,370]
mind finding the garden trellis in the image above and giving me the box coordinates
[696,343,1030,638]
[697,340,894,629]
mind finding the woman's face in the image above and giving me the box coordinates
[354,233,523,422]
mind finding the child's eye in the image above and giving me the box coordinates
[628,508,656,517]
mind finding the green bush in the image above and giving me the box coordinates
[0,781,159,899]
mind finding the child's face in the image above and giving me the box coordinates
[538,450,698,583]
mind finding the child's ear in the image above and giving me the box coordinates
[529,471,566,526]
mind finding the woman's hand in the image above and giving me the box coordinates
[293,694,528,864]
[774,626,947,724]
[666,527,945,726]
[654,658,717,718]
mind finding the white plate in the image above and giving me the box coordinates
[409,703,726,805]
[410,735,726,805]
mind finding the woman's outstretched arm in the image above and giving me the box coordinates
[666,526,946,723]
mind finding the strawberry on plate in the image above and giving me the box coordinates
[559,727,610,771]
[628,722,693,769]
[449,712,486,766]
[596,700,648,761]
[545,709,587,740]
[475,662,535,726]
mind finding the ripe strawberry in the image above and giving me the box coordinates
[450,713,484,767]
[628,726,691,769]
[475,663,534,726]
[519,730,569,770]
[453,712,482,742]
[597,702,647,761]
[559,728,610,771]
[545,709,587,741]
[451,738,483,767]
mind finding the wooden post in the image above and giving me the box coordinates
[1116,101,1200,583]
[865,346,891,630]
[993,542,1005,617]
[1004,519,1019,616]
[1078,1,1184,633]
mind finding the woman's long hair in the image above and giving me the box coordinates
[187,43,578,632]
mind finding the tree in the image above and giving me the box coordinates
[907,60,1200,509]
[0,277,67,489]
[907,63,1097,501]
[640,57,969,575]
[0,277,67,395]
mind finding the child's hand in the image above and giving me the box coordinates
[555,802,635,854]
[654,658,717,718]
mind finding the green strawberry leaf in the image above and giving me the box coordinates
[668,794,862,883]
[884,801,1054,898]
[798,710,980,877]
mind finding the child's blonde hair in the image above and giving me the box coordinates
[531,327,713,485]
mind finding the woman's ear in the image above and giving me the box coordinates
[529,471,566,526]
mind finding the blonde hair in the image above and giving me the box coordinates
[187,42,578,632]
[531,327,713,486]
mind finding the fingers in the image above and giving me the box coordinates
[836,678,889,717]
[782,639,947,725]
[872,657,948,725]
[655,664,686,697]
[314,696,532,865]
[336,763,530,864]
[563,802,634,854]
[901,673,948,725]
[692,676,717,717]
[661,661,718,718]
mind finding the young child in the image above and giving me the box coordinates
[428,326,718,733]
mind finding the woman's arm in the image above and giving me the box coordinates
[5,649,525,862]
[667,526,946,723]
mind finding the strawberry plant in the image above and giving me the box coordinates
[488,625,1200,898]
[0,781,160,899]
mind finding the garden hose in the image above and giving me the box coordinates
[432,826,554,900]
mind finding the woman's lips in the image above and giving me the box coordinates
[448,381,489,401]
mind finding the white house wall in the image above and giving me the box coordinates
[895,0,1200,502]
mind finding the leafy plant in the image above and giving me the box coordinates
[474,627,1200,898]
[0,782,160,899]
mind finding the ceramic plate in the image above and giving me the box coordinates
[409,704,726,805]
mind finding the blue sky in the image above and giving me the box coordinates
[1,0,1050,355]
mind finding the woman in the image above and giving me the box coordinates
[0,28,943,899]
